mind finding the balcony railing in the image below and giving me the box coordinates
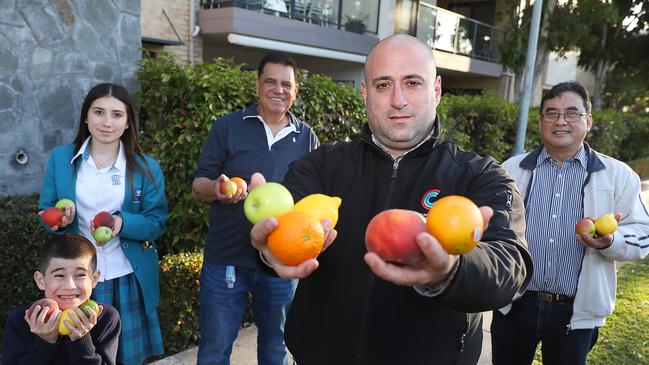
[200,0,379,35]
[416,2,503,63]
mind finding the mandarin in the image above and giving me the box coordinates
[268,211,325,266]
[426,195,483,255]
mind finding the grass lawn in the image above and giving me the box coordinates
[532,258,649,364]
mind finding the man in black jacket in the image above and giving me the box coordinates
[250,34,533,365]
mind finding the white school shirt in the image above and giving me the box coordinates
[72,137,134,282]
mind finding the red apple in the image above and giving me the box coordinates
[93,211,114,229]
[575,218,596,237]
[219,180,238,195]
[365,209,428,265]
[27,298,59,321]
[40,207,64,227]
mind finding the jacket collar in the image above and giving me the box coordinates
[519,143,606,174]
[360,115,442,156]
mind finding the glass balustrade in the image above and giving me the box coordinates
[415,3,503,63]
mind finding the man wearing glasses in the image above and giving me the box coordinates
[490,81,649,364]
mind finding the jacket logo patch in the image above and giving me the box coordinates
[421,189,441,211]
[134,189,142,204]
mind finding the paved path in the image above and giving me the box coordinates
[151,311,494,365]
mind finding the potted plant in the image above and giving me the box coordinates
[344,14,367,34]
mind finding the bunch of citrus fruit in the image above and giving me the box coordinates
[267,193,342,266]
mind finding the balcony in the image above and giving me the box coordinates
[198,0,379,63]
[200,0,379,35]
[416,3,503,63]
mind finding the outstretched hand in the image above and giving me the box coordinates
[248,172,337,279]
[364,206,494,288]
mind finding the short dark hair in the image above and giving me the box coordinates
[39,234,97,273]
[540,81,592,114]
[257,51,298,80]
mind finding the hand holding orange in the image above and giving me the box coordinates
[426,195,483,255]
[268,211,325,266]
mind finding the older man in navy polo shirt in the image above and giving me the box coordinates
[192,51,318,365]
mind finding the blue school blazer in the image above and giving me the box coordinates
[39,143,168,315]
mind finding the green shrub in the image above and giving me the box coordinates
[159,252,203,354]
[158,251,253,355]
[0,194,49,345]
[136,55,367,255]
[438,91,541,163]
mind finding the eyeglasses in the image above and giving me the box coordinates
[541,111,588,123]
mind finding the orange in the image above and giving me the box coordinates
[268,211,325,266]
[230,177,248,192]
[426,195,483,255]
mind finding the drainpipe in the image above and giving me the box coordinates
[189,0,195,65]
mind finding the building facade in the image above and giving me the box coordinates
[141,0,511,95]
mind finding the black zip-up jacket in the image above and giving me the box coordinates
[281,120,533,365]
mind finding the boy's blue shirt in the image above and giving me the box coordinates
[39,144,168,314]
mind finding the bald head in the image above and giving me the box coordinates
[361,34,442,158]
[364,34,437,83]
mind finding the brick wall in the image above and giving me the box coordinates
[140,0,203,65]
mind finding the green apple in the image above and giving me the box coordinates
[243,182,294,224]
[55,198,75,210]
[93,226,113,245]
[80,299,101,317]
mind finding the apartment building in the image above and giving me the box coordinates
[141,0,512,97]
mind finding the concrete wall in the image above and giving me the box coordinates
[0,0,141,196]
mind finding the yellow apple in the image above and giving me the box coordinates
[595,213,617,236]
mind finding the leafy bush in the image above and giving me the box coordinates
[0,194,49,345]
[136,55,367,255]
[158,252,203,354]
[437,91,545,163]
[158,251,253,355]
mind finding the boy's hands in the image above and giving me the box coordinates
[62,305,103,341]
[24,304,61,343]
[25,304,103,342]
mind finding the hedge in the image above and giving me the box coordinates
[0,195,48,346]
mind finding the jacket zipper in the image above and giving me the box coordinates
[355,156,402,364]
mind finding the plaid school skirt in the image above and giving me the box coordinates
[93,273,164,365]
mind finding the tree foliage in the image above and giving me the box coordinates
[499,0,649,110]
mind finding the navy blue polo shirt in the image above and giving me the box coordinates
[195,104,319,268]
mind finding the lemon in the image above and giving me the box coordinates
[293,194,342,228]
